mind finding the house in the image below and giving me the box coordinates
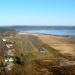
[6,44,13,48]
[2,38,6,42]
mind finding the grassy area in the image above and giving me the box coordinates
[12,35,66,75]
[0,32,75,75]
[32,59,75,75]
[29,35,65,59]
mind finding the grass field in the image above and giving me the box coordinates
[0,32,75,75]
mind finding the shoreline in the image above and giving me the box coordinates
[17,31,75,38]
[17,32,75,57]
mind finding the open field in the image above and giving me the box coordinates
[0,31,75,75]
[35,34,75,58]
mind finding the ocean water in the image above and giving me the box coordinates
[16,30,75,36]
[15,26,75,36]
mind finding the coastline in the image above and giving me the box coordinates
[17,32,75,57]
[17,31,75,37]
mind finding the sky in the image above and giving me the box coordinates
[0,0,75,26]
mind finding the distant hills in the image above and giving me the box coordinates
[0,26,75,30]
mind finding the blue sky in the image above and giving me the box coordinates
[0,0,75,26]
